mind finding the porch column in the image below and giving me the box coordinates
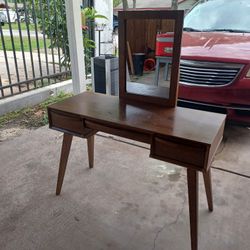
[65,0,86,94]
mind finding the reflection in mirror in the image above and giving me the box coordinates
[126,18,175,99]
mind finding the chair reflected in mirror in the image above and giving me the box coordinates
[154,32,174,85]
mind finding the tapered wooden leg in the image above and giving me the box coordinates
[87,135,94,168]
[187,169,199,250]
[203,169,213,212]
[56,133,73,195]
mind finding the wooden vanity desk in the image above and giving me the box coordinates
[48,10,226,250]
[48,91,225,250]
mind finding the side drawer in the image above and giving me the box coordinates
[49,111,84,135]
[150,136,206,169]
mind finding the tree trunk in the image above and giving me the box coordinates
[171,0,178,10]
[122,0,129,9]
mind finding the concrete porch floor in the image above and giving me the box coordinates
[0,124,250,250]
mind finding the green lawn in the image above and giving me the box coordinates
[1,22,36,31]
[0,92,73,129]
[0,36,50,52]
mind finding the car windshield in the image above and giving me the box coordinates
[184,0,250,33]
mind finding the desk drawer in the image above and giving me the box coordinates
[50,111,84,135]
[85,120,151,143]
[150,136,206,169]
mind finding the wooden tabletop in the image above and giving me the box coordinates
[49,92,226,146]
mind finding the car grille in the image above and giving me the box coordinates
[180,60,243,86]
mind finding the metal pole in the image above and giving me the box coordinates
[98,30,101,56]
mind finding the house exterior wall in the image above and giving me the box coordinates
[114,0,197,10]
[94,0,113,56]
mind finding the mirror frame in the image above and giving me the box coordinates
[118,10,184,107]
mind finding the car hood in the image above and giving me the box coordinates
[181,32,250,64]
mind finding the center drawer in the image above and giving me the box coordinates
[150,136,207,169]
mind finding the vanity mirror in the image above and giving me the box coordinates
[118,10,184,107]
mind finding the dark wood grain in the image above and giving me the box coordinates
[50,111,84,135]
[150,136,206,170]
[203,169,213,212]
[126,19,175,53]
[87,135,94,168]
[56,133,73,195]
[85,120,151,143]
[48,92,225,147]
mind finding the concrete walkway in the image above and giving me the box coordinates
[0,124,250,250]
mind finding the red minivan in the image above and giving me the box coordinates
[179,0,250,125]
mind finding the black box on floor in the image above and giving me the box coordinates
[92,55,119,95]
